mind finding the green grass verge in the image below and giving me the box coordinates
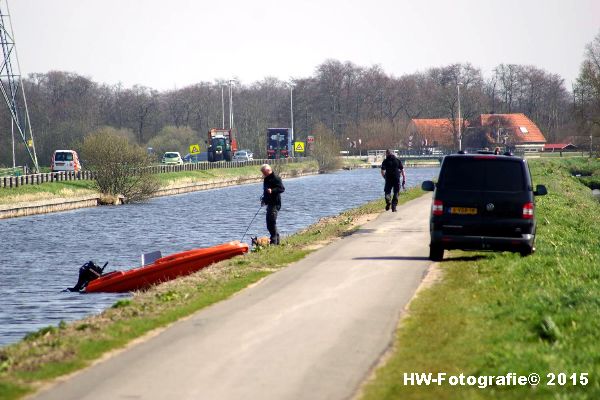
[0,187,424,400]
[360,158,600,399]
[0,180,97,205]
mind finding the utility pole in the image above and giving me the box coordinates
[0,0,39,173]
[289,82,295,157]
[457,83,462,151]
[221,86,225,129]
[228,79,235,130]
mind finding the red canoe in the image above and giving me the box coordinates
[85,241,249,293]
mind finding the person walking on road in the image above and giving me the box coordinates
[261,164,285,244]
[381,149,406,212]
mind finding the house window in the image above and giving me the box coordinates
[519,126,528,134]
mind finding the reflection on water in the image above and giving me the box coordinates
[0,167,438,346]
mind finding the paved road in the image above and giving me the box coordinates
[34,194,434,400]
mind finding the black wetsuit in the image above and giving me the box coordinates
[263,172,285,244]
[381,154,404,209]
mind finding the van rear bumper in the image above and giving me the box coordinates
[431,232,535,252]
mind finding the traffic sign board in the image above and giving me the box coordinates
[189,144,201,154]
[294,142,305,153]
[307,135,314,143]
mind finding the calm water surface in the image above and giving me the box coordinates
[0,167,438,346]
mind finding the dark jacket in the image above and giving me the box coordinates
[381,154,404,182]
[263,172,285,209]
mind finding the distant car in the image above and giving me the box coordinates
[232,150,254,162]
[51,150,82,172]
[183,152,208,163]
[239,149,254,158]
[161,152,184,165]
[182,153,197,163]
[421,151,548,261]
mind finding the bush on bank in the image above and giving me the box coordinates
[82,129,160,203]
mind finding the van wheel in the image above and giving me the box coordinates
[429,245,444,261]
[520,246,534,257]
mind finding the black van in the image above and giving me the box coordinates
[422,153,547,261]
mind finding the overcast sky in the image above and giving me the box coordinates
[9,0,600,90]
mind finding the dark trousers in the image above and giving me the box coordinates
[384,180,400,206]
[266,205,280,245]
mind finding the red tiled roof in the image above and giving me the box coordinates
[410,118,466,148]
[544,143,576,150]
[480,113,546,143]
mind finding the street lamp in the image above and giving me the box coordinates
[288,81,296,157]
[457,82,463,151]
[221,86,225,129]
[228,79,236,130]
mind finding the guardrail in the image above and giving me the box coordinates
[0,158,300,189]
[0,166,27,177]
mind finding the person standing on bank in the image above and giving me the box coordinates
[381,149,406,212]
[261,164,285,245]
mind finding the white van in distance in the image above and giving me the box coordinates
[51,150,82,172]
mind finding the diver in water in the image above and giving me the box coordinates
[67,261,105,292]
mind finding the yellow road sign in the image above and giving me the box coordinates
[294,141,305,152]
[189,144,201,154]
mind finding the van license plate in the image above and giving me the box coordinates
[450,207,477,215]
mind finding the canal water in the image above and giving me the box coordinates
[0,167,438,347]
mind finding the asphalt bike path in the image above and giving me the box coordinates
[33,194,434,400]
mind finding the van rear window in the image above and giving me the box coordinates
[438,158,526,191]
[55,152,74,161]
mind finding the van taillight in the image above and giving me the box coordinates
[522,202,534,219]
[432,200,444,216]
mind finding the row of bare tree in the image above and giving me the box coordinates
[573,31,600,143]
[2,30,599,167]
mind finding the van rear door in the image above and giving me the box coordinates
[436,157,484,236]
[52,151,75,171]
[480,159,532,237]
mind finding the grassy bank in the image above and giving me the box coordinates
[564,157,600,190]
[0,161,318,205]
[0,187,425,400]
[157,160,318,187]
[361,158,600,399]
[0,180,97,205]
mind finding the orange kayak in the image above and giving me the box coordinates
[85,241,249,293]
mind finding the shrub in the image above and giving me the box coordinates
[310,123,342,171]
[82,128,159,203]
